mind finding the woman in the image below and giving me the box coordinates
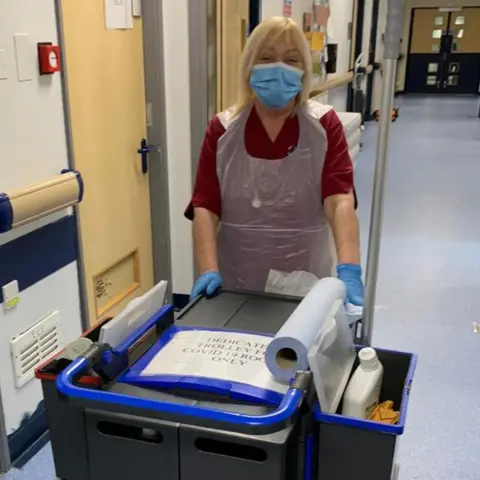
[185,17,364,306]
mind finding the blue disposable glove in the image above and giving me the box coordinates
[190,271,223,301]
[336,264,364,306]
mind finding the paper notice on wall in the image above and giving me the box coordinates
[283,0,292,18]
[105,0,133,30]
[314,5,329,28]
[139,330,289,394]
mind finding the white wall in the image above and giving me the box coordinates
[261,0,354,112]
[261,0,353,76]
[0,0,82,434]
[329,0,355,76]
[262,0,314,26]
[0,266,81,434]
[162,0,195,295]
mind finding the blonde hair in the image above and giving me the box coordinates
[232,17,312,116]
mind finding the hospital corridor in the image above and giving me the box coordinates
[1,1,480,480]
[4,95,480,480]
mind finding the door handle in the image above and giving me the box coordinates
[137,139,160,174]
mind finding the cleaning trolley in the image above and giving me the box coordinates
[36,0,415,477]
[36,282,415,480]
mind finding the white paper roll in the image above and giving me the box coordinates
[265,277,346,382]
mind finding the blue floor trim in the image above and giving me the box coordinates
[7,401,47,466]
[11,431,49,470]
[0,215,78,303]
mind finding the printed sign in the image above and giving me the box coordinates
[314,5,329,28]
[140,330,289,394]
[283,0,292,18]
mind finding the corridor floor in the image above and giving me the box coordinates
[2,95,480,479]
[355,95,480,480]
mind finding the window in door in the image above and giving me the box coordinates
[449,62,459,74]
[447,75,458,86]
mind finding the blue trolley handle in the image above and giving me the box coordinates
[56,347,311,435]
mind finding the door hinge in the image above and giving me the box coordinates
[146,102,153,127]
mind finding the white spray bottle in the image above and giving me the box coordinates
[342,347,384,419]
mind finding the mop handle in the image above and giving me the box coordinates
[361,0,404,346]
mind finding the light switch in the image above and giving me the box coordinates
[0,50,8,80]
[14,33,35,82]
[132,0,142,17]
[3,280,20,311]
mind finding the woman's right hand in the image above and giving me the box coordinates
[190,271,223,301]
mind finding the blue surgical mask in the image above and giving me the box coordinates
[250,62,304,109]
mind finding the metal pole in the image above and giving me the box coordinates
[361,0,404,346]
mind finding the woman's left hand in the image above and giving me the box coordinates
[336,264,364,306]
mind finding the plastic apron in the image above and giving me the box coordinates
[216,102,336,293]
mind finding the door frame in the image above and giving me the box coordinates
[347,0,366,112]
[365,0,380,120]
[404,6,419,93]
[249,0,261,33]
[141,0,173,302]
[187,0,218,281]
[0,388,10,473]
[188,0,214,177]
[55,0,89,330]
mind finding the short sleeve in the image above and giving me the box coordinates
[319,109,354,201]
[184,116,225,220]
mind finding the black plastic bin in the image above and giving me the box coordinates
[35,310,173,480]
[35,317,112,480]
[312,347,416,480]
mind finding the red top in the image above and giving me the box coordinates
[185,106,354,220]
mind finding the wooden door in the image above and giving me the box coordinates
[61,1,154,325]
[406,8,480,94]
[409,8,448,56]
[444,8,480,92]
[217,0,250,111]
[406,8,448,92]
[451,8,480,54]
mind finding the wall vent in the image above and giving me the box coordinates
[10,311,64,388]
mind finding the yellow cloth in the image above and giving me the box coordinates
[368,400,400,425]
